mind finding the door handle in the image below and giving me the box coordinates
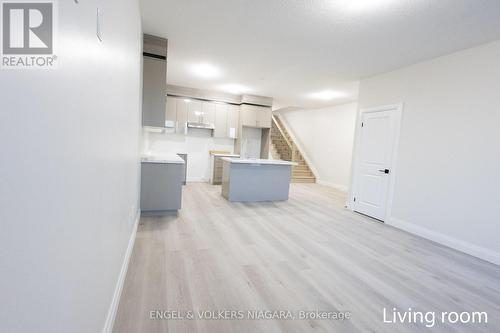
[378,169,390,174]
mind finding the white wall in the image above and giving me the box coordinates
[356,40,500,265]
[144,129,235,181]
[0,1,142,332]
[279,103,358,191]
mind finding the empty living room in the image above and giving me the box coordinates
[1,0,499,332]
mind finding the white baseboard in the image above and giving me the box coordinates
[316,179,348,192]
[102,210,141,333]
[387,216,500,266]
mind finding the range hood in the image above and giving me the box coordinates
[187,122,214,130]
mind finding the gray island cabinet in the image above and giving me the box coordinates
[141,153,184,215]
[221,158,297,202]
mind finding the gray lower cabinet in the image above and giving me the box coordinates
[141,162,183,215]
[177,153,187,185]
[221,160,293,202]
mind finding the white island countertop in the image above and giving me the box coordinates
[141,153,185,164]
[221,158,297,166]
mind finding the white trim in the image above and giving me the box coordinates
[388,217,500,266]
[274,112,320,179]
[316,179,348,192]
[348,104,403,221]
[102,210,141,333]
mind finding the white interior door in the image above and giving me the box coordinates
[354,109,399,221]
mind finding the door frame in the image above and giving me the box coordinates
[347,104,404,222]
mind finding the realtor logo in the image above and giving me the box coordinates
[1,0,57,68]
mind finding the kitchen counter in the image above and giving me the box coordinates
[141,153,185,164]
[221,158,295,202]
[221,158,297,166]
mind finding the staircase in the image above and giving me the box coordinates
[271,115,316,183]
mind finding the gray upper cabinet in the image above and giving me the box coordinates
[227,105,240,138]
[175,98,188,134]
[214,103,228,138]
[142,57,166,127]
[187,100,202,123]
[257,106,272,128]
[161,95,242,139]
[240,104,271,128]
[166,95,177,127]
[240,104,256,127]
[142,35,168,127]
[186,101,216,127]
[202,102,216,127]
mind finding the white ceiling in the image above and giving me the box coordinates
[141,0,500,109]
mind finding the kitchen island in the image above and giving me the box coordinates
[221,158,297,202]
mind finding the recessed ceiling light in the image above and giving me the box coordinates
[183,99,191,103]
[189,63,221,79]
[307,90,345,101]
[218,83,252,95]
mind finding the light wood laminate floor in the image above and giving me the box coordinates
[114,183,500,333]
